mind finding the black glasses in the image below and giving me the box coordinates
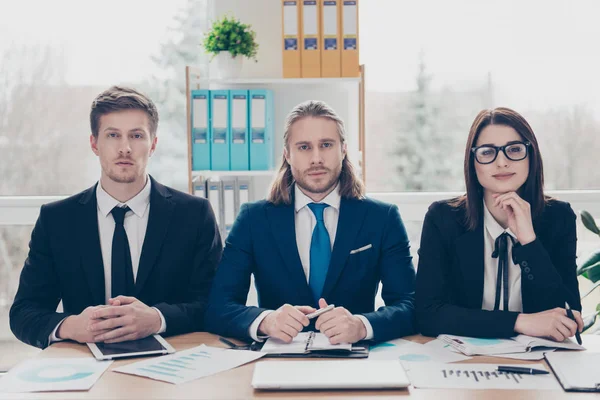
[471,141,531,165]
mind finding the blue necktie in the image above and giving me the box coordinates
[307,203,331,303]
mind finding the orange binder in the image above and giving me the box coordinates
[340,0,359,77]
[320,0,341,77]
[300,0,321,77]
[282,0,302,78]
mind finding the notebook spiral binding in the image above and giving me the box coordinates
[304,331,316,352]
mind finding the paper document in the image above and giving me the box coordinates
[404,362,560,390]
[113,344,265,385]
[0,358,112,393]
[261,332,351,354]
[440,334,584,356]
[369,338,471,363]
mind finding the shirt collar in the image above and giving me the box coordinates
[96,176,151,218]
[483,201,517,240]
[294,183,341,213]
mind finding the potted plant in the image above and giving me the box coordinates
[202,15,259,79]
[577,210,600,332]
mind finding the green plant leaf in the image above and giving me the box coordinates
[581,210,600,235]
[577,250,600,276]
[201,14,259,61]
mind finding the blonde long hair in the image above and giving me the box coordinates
[267,100,365,205]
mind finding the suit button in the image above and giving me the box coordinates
[528,274,534,280]
[524,267,531,273]
[521,261,528,267]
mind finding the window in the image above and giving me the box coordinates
[361,0,600,192]
[0,0,208,196]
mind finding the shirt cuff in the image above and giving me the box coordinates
[249,310,273,342]
[152,307,167,334]
[49,317,68,344]
[355,315,374,340]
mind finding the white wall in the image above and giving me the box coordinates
[209,0,283,79]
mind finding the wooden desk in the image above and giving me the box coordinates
[4,333,600,399]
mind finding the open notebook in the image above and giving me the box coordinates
[439,334,585,356]
[259,332,368,358]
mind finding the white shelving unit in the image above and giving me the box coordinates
[184,65,366,198]
[191,170,275,178]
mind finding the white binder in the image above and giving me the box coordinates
[207,179,223,237]
[222,178,236,237]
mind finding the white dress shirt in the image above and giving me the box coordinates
[49,177,166,343]
[249,184,374,341]
[481,203,523,312]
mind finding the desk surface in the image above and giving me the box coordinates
[4,333,600,399]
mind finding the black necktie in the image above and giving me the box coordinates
[491,232,515,311]
[111,206,135,298]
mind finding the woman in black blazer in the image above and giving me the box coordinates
[416,107,583,340]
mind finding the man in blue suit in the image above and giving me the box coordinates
[205,100,415,344]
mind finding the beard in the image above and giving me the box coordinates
[293,165,341,195]
[106,166,138,184]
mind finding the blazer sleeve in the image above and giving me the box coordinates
[9,205,71,349]
[204,204,270,340]
[360,204,416,342]
[153,199,222,335]
[415,203,520,338]
[513,202,582,311]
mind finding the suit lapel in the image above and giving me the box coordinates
[454,221,485,307]
[266,202,314,302]
[321,197,368,299]
[135,177,174,295]
[76,184,105,305]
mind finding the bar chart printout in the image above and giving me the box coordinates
[403,363,560,390]
[113,344,266,384]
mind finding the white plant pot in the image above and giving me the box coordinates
[213,52,243,79]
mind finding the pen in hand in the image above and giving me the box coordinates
[565,302,583,345]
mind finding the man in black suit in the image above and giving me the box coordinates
[10,86,222,349]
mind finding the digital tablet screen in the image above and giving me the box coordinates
[95,335,166,356]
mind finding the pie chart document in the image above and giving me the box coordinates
[0,358,112,392]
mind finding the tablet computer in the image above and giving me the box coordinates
[87,335,175,361]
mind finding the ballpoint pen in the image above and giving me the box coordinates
[565,302,583,345]
[497,366,549,375]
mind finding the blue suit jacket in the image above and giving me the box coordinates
[205,195,416,342]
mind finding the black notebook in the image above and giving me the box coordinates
[257,332,369,358]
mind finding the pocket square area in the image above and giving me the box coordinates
[349,244,373,254]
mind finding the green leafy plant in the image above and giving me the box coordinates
[202,15,259,61]
[577,210,600,332]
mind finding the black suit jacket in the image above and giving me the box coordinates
[415,199,581,338]
[10,176,222,348]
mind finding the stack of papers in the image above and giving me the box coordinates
[439,334,585,357]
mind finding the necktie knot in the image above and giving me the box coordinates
[111,206,130,226]
[307,203,329,222]
[492,232,512,258]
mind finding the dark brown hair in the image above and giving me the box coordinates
[90,86,159,138]
[267,100,365,205]
[450,107,546,230]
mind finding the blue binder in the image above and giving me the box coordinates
[249,90,274,171]
[191,90,211,171]
[210,90,231,170]
[229,90,250,170]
